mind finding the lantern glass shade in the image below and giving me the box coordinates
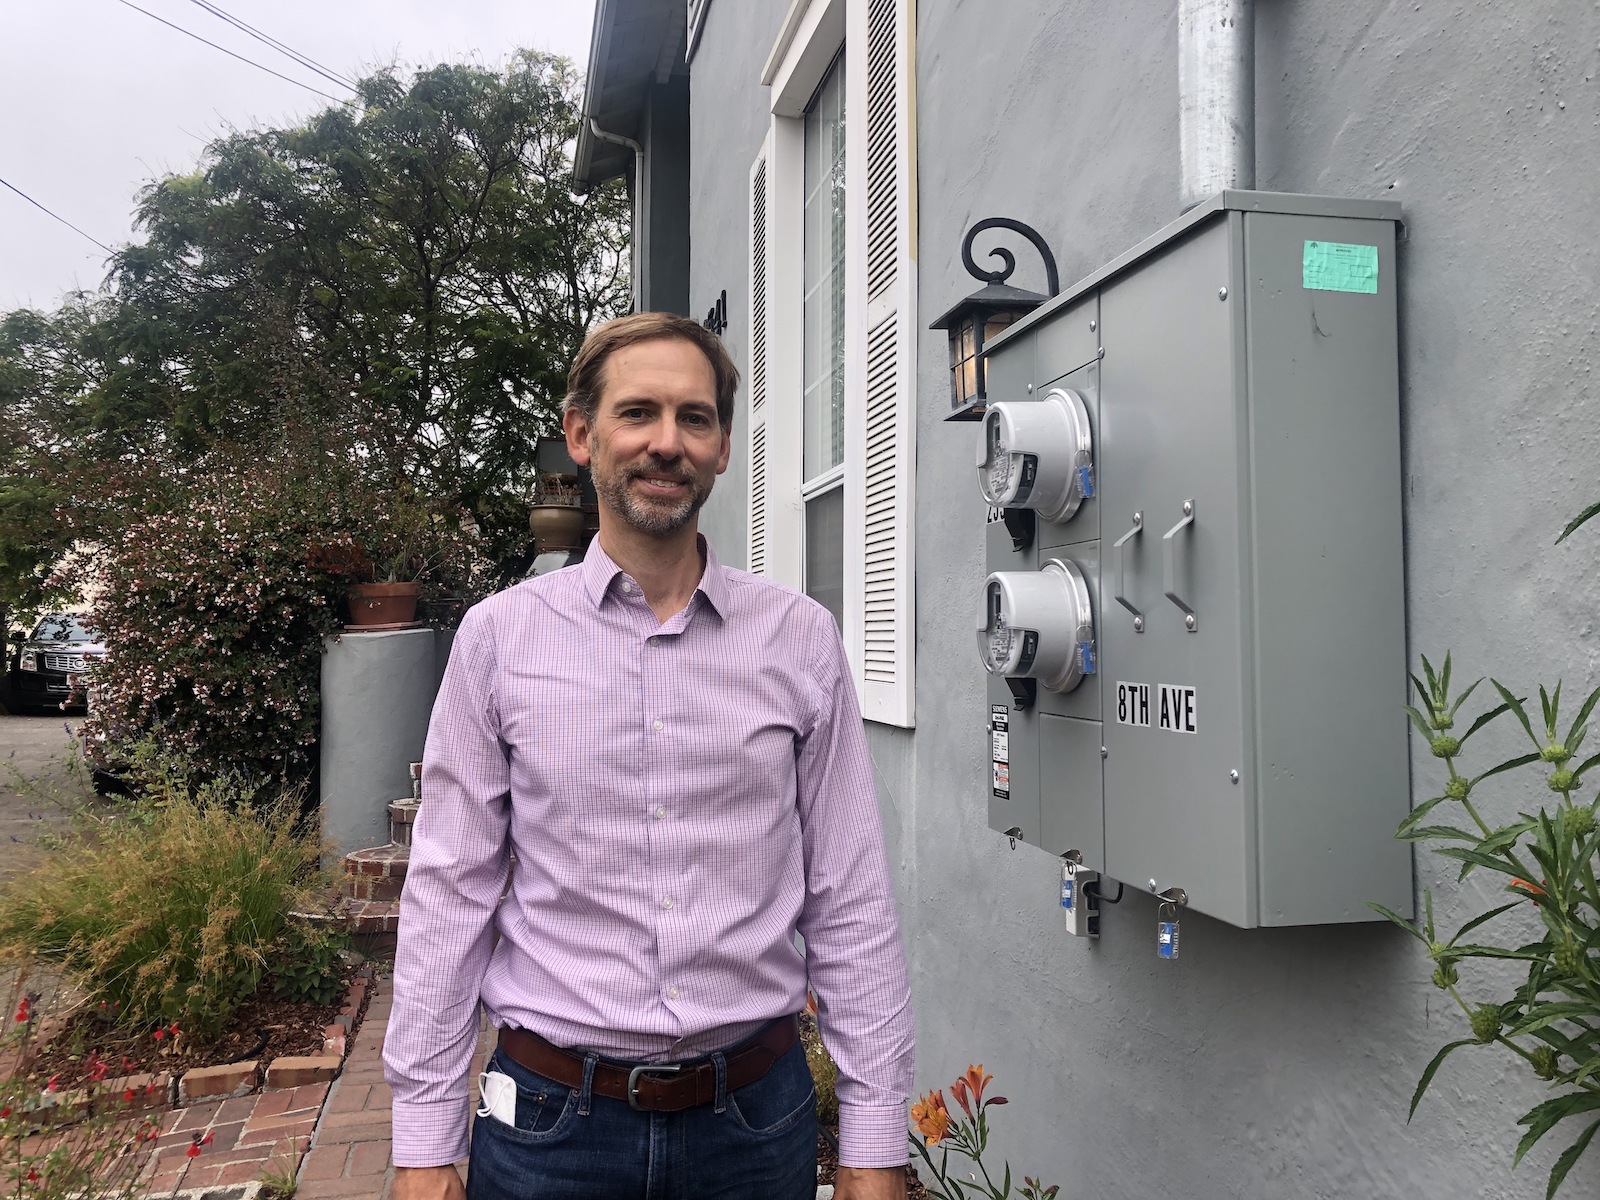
[947,308,1028,410]
[931,278,1051,420]
[984,309,1019,350]
[949,316,979,408]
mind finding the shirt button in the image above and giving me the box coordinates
[668,986,680,999]
[621,580,634,593]
[661,897,674,910]
[655,806,666,820]
[652,719,663,731]
[648,635,659,645]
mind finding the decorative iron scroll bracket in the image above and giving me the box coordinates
[961,217,1062,297]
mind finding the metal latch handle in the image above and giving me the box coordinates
[1162,500,1196,631]
[1112,513,1143,625]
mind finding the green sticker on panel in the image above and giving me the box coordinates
[1303,240,1379,294]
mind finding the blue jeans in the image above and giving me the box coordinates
[464,1032,819,1200]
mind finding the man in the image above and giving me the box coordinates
[385,312,914,1200]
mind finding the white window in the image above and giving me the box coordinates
[802,50,847,628]
[749,0,915,727]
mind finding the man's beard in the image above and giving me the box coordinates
[592,456,712,537]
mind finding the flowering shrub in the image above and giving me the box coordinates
[910,1066,1060,1200]
[1374,655,1600,1198]
[0,790,324,1037]
[63,431,488,783]
[1,984,170,1200]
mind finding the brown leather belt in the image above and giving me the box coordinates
[496,1015,800,1113]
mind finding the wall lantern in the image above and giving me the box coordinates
[929,217,1061,421]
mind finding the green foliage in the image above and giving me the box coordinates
[1377,651,1600,1198]
[61,410,488,782]
[0,788,324,1038]
[270,923,350,1007]
[2,980,166,1200]
[0,49,628,616]
[799,1012,839,1126]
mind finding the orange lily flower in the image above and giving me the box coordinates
[958,1064,995,1110]
[911,1089,950,1145]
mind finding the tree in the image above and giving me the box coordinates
[0,49,628,616]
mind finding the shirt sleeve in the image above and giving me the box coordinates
[794,608,915,1168]
[383,604,513,1167]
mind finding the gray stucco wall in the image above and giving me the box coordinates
[691,1,1600,1195]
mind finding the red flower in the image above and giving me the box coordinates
[124,1088,137,1103]
[153,1027,165,1040]
[26,1168,39,1182]
[45,1074,59,1093]
[1,1105,11,1118]
[1510,878,1548,904]
[13,997,29,1022]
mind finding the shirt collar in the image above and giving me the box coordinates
[578,534,730,621]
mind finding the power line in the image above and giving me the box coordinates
[185,0,359,91]
[113,0,357,107]
[0,176,115,255]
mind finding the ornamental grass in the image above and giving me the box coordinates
[0,792,323,1039]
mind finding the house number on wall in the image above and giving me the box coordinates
[703,289,728,335]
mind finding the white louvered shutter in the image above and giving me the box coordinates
[747,145,770,575]
[844,0,915,727]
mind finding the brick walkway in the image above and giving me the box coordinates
[292,979,490,1200]
[142,1083,329,1193]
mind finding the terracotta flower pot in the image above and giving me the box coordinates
[347,581,421,627]
[528,503,586,550]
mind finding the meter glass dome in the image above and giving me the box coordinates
[975,559,1096,693]
[982,415,1022,506]
[974,389,1094,523]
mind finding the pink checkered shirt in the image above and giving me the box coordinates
[384,538,914,1169]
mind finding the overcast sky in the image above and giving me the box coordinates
[0,0,596,313]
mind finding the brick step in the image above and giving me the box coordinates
[340,898,401,935]
[342,841,409,902]
[389,798,419,845]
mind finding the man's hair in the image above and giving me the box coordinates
[564,312,739,431]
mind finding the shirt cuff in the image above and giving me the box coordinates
[391,1097,472,1168]
[837,1101,910,1168]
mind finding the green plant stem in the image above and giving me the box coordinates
[1452,771,1537,881]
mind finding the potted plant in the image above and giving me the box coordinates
[346,493,467,628]
[528,472,585,552]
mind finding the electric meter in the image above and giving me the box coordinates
[976,558,1097,693]
[977,388,1095,522]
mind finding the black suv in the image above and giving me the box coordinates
[8,612,105,713]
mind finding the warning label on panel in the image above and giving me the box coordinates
[991,704,1010,798]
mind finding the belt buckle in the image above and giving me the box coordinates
[626,1062,682,1112]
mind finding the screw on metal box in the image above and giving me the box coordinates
[1113,512,1145,629]
[1230,770,1240,784]
[1163,500,1197,632]
[1089,319,1097,332]
[1218,287,1228,301]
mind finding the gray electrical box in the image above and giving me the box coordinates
[978,191,1412,928]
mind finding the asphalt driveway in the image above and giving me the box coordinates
[0,712,84,884]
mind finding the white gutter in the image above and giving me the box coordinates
[1179,0,1255,210]
[589,119,645,313]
